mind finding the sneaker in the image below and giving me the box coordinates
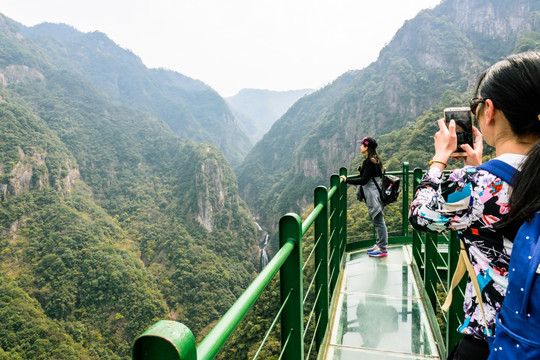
[366,245,379,253]
[368,246,388,257]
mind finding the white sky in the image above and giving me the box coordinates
[1,0,441,97]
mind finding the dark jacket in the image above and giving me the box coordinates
[347,157,383,219]
[346,158,383,186]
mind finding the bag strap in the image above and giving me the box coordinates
[371,177,382,195]
[477,159,519,186]
[371,177,387,209]
[441,245,467,312]
[461,241,491,337]
[442,240,492,337]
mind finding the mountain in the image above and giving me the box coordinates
[18,22,252,167]
[237,71,358,225]
[0,13,258,359]
[238,0,540,230]
[226,88,314,143]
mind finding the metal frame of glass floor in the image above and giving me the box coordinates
[322,245,441,359]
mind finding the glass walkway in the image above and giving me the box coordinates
[323,245,441,359]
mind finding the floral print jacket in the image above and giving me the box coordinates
[408,154,525,341]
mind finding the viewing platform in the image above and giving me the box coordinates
[323,245,440,359]
[132,164,463,360]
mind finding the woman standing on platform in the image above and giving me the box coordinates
[408,52,540,360]
[341,137,388,257]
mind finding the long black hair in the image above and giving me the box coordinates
[479,52,540,235]
[474,52,540,138]
[497,140,540,236]
[366,147,382,165]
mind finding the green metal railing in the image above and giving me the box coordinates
[132,162,465,360]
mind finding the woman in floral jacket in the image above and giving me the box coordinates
[409,52,540,360]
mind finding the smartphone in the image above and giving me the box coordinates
[444,107,473,156]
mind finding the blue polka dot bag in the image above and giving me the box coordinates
[488,211,540,359]
[477,160,540,359]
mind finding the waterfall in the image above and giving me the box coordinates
[260,249,269,268]
[256,222,270,269]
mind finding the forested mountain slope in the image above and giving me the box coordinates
[238,0,540,231]
[236,71,359,223]
[0,14,258,359]
[18,22,251,167]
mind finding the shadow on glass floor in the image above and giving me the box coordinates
[324,245,440,359]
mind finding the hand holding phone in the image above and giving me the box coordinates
[443,107,473,157]
[460,126,484,166]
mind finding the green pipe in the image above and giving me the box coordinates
[196,239,296,360]
[279,213,304,360]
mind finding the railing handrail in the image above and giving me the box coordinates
[132,166,349,359]
[197,238,296,359]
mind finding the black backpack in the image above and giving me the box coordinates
[373,171,400,206]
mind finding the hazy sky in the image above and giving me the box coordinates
[1,0,441,97]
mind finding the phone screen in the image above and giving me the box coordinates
[444,107,473,154]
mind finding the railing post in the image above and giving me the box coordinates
[314,186,329,350]
[329,174,341,295]
[132,320,196,360]
[412,230,424,277]
[402,162,409,237]
[447,230,465,353]
[411,168,422,197]
[279,213,304,360]
[338,167,348,263]
[424,232,438,310]
[412,168,424,269]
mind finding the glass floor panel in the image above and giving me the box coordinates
[324,245,441,359]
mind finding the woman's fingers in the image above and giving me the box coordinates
[472,126,483,149]
[460,144,474,155]
[447,119,456,133]
[434,119,457,160]
[461,144,482,166]
[460,127,483,166]
[437,118,448,131]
